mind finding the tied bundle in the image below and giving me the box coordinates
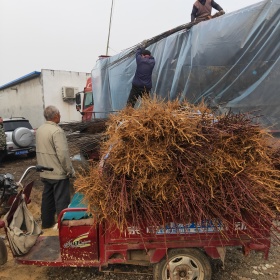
[75,97,280,241]
[60,119,108,158]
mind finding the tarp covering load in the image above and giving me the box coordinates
[92,0,280,131]
[75,97,280,241]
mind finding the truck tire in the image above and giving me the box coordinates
[0,238,7,265]
[153,248,212,280]
[12,127,33,148]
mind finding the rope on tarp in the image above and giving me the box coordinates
[106,11,225,68]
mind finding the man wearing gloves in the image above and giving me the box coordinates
[36,105,75,228]
[127,45,155,108]
[191,0,225,22]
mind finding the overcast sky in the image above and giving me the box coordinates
[0,0,263,86]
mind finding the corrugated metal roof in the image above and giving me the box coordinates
[0,71,41,90]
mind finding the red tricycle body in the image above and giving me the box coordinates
[12,205,270,269]
[0,166,273,279]
[0,184,272,280]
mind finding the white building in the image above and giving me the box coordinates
[0,69,91,128]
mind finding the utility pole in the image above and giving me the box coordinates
[106,0,114,56]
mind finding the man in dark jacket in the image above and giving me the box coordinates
[127,48,155,107]
[191,0,224,22]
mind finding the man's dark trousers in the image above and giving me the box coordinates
[41,178,70,228]
[0,149,6,167]
[127,84,151,107]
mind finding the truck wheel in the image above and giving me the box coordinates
[0,238,7,265]
[153,248,212,280]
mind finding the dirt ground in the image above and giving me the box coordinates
[0,156,279,280]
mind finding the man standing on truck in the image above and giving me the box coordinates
[0,117,7,167]
[191,0,225,22]
[36,105,75,229]
[127,46,155,108]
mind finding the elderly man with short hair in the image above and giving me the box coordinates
[36,105,75,228]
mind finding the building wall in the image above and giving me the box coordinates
[0,69,91,129]
[41,69,90,125]
[0,77,44,128]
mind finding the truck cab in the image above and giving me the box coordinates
[76,77,93,122]
[76,56,110,122]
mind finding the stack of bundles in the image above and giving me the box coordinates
[66,133,106,158]
[75,98,280,240]
[60,118,108,134]
[59,119,108,158]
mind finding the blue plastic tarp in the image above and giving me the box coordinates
[92,0,280,131]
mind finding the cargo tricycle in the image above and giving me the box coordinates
[0,166,271,280]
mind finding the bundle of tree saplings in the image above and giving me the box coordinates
[74,97,280,241]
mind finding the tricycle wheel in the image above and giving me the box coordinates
[153,248,211,280]
[0,237,7,265]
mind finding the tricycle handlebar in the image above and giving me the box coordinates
[18,165,54,184]
[36,165,54,172]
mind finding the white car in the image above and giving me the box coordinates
[2,118,36,157]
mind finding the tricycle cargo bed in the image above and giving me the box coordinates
[16,235,100,267]
[15,207,271,267]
